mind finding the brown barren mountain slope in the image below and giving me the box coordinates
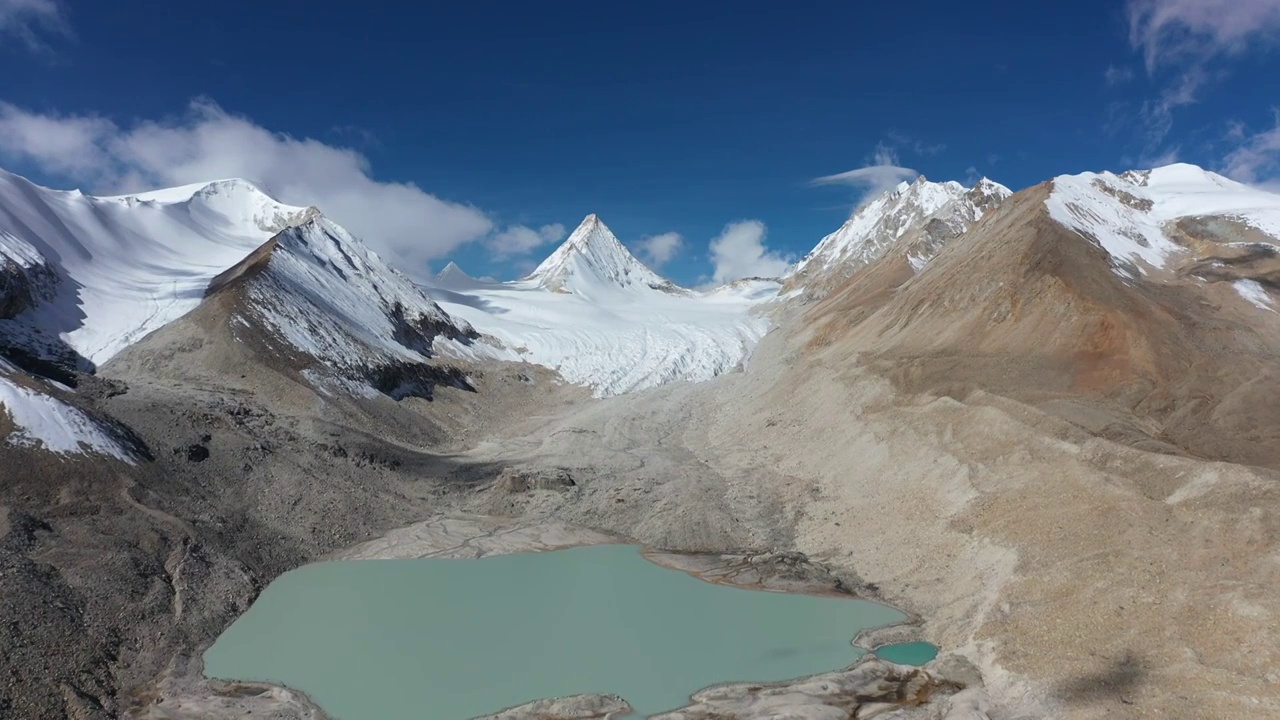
[804,182,1280,470]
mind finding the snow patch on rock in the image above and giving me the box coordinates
[1234,280,1276,311]
[0,371,133,461]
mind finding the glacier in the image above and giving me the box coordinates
[430,215,777,397]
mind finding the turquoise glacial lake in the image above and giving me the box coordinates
[875,641,939,666]
[204,545,908,719]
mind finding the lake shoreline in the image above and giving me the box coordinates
[159,514,977,720]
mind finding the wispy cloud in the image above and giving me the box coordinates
[884,130,946,156]
[634,232,684,270]
[1124,0,1280,144]
[1142,146,1182,167]
[1140,66,1208,142]
[1125,1,1280,186]
[1105,64,1136,86]
[0,0,68,52]
[487,223,566,259]
[0,99,551,281]
[809,162,916,188]
[707,221,792,285]
[1223,110,1280,188]
[1128,0,1280,72]
[811,145,919,208]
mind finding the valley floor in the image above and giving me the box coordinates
[445,314,1280,719]
[4,303,1279,719]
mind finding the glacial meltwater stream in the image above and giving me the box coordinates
[204,545,918,719]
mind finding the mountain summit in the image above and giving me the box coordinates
[785,176,1011,297]
[0,167,473,386]
[526,214,685,295]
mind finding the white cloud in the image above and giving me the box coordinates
[0,104,112,175]
[1125,1,1280,145]
[1125,2,1280,187]
[634,232,684,269]
[1223,111,1280,186]
[707,220,792,284]
[1105,64,1136,86]
[811,164,917,188]
[0,99,540,281]
[0,0,67,52]
[487,223,566,259]
[811,145,919,209]
[1128,0,1280,72]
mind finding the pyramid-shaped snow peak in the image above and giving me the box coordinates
[437,261,466,280]
[434,261,483,290]
[526,214,684,295]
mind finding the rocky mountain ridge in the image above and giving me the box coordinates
[783,175,1012,298]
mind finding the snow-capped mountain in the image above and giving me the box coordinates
[434,261,488,291]
[0,169,315,372]
[785,176,1011,297]
[802,161,1280,470]
[1047,163,1280,286]
[526,214,688,296]
[233,215,476,377]
[428,215,775,397]
[0,169,474,379]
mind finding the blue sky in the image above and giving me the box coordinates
[1,0,1279,285]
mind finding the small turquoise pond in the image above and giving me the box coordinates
[204,545,908,719]
[874,641,939,666]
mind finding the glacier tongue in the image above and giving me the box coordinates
[433,281,773,398]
